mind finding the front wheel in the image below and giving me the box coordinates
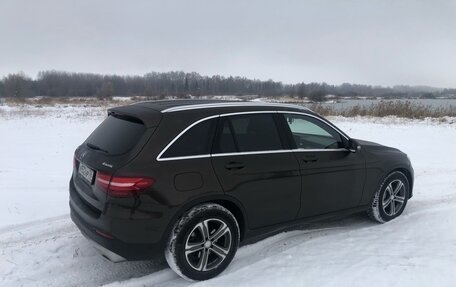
[368,171,409,223]
[165,203,240,281]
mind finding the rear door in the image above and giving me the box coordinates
[279,112,365,218]
[210,112,301,229]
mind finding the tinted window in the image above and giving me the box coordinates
[162,118,217,158]
[213,119,237,153]
[284,114,343,149]
[214,114,283,153]
[86,115,146,155]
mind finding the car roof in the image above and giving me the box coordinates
[131,99,311,113]
[108,100,314,128]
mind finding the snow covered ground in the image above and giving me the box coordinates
[1,106,456,287]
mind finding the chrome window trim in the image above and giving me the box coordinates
[156,115,220,161]
[158,148,349,161]
[292,148,347,152]
[156,111,279,161]
[212,149,292,157]
[156,110,351,161]
[211,148,348,158]
[161,102,310,113]
[157,154,212,161]
[157,148,349,161]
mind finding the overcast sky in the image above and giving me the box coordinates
[1,0,455,87]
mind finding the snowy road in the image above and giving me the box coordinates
[1,109,456,287]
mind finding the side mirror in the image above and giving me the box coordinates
[347,139,361,153]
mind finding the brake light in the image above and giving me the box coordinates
[95,172,155,197]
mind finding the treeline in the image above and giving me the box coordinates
[1,71,455,101]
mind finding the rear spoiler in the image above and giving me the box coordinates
[108,105,162,128]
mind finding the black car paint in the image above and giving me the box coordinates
[70,100,414,261]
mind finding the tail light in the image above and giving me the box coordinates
[95,172,155,197]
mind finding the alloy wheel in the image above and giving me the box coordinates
[382,179,406,216]
[184,218,232,271]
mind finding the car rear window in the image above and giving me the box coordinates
[85,115,146,155]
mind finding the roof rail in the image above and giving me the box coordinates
[161,102,310,113]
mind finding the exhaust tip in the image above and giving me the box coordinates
[94,244,126,263]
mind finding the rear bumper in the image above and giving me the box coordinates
[69,179,166,261]
[70,205,164,261]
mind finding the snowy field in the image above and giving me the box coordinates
[1,106,456,287]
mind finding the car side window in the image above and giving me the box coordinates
[213,114,283,153]
[284,114,344,149]
[161,118,218,158]
[213,119,238,153]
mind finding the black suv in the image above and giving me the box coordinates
[70,100,414,280]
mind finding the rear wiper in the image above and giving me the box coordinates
[86,143,108,153]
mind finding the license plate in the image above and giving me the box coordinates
[78,163,94,184]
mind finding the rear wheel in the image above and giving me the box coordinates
[368,171,409,223]
[165,203,240,281]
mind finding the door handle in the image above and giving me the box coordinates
[225,162,245,170]
[302,155,318,164]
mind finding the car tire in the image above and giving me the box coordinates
[368,171,410,223]
[165,203,240,281]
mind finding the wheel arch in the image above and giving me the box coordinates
[211,198,246,241]
[390,167,414,198]
[163,194,248,244]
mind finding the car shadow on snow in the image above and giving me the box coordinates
[85,212,377,286]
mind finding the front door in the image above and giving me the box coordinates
[280,113,365,218]
[211,113,301,229]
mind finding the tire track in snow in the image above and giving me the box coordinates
[0,215,165,287]
[101,214,381,287]
[2,194,456,287]
[0,211,372,287]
